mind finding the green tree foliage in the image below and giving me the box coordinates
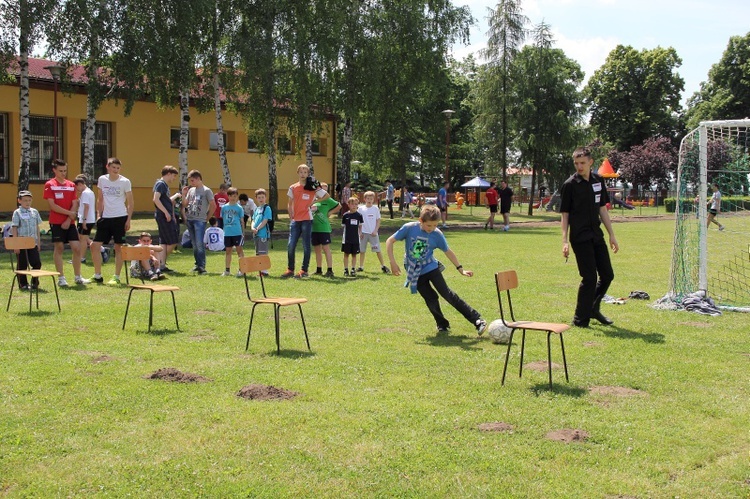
[585,45,684,151]
[685,32,750,130]
[608,136,677,194]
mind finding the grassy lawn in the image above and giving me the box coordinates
[1,211,748,497]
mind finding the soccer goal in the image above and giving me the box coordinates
[661,119,750,312]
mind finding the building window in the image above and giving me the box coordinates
[0,113,8,181]
[278,136,292,154]
[247,137,260,152]
[209,131,229,151]
[29,116,63,181]
[311,138,327,156]
[80,121,112,179]
[170,128,191,149]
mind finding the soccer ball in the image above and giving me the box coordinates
[488,319,513,344]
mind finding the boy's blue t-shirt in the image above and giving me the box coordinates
[392,222,448,275]
[221,203,245,237]
[252,204,272,239]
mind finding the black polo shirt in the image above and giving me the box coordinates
[560,172,609,244]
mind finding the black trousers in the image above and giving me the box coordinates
[16,247,42,287]
[571,239,614,323]
[386,200,394,219]
[417,268,480,329]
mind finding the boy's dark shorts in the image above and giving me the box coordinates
[439,205,447,213]
[51,224,79,244]
[312,232,332,246]
[94,216,128,245]
[709,208,718,216]
[156,214,179,245]
[224,235,243,248]
[341,242,360,255]
[77,221,96,236]
[489,204,498,213]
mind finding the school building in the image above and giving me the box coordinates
[0,57,337,214]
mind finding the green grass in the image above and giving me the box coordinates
[1,214,749,497]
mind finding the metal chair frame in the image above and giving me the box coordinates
[239,255,310,353]
[4,236,61,312]
[121,246,180,332]
[495,270,570,387]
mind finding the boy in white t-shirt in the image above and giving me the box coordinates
[357,190,389,274]
[204,217,226,252]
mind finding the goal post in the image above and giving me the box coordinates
[660,119,750,312]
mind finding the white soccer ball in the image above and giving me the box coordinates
[488,319,513,344]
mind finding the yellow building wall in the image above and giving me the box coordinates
[0,83,336,214]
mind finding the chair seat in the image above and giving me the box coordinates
[15,269,60,278]
[507,320,570,334]
[252,297,308,306]
[128,284,180,292]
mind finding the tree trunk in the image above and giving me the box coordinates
[266,114,278,216]
[213,72,231,185]
[178,89,190,187]
[305,130,313,172]
[17,50,30,192]
[82,92,97,181]
[340,116,353,185]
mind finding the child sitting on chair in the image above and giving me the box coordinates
[130,232,164,281]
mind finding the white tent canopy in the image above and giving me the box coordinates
[461,177,491,188]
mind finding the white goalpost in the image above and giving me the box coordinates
[658,119,750,312]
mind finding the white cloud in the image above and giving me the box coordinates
[552,30,619,83]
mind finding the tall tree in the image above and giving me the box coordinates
[0,0,58,191]
[585,45,684,151]
[609,136,677,195]
[685,32,750,130]
[475,0,528,180]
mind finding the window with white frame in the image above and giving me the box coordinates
[0,113,8,181]
[80,121,112,179]
[29,116,63,181]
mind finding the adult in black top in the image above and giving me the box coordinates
[561,147,619,327]
[497,180,513,231]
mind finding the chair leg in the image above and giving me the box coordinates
[246,303,259,350]
[148,290,155,332]
[6,275,18,311]
[29,279,34,312]
[559,333,569,382]
[519,330,527,379]
[297,304,311,351]
[51,277,61,312]
[170,291,180,331]
[501,330,514,386]
[122,289,136,329]
[547,332,553,388]
[274,306,281,354]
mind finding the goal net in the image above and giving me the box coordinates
[660,119,750,312]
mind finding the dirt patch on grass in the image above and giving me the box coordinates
[678,321,712,328]
[525,361,562,372]
[583,341,603,347]
[189,334,218,342]
[589,386,647,397]
[546,428,589,443]
[237,384,298,401]
[477,422,514,432]
[91,355,114,364]
[145,367,212,383]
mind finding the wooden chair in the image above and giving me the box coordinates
[239,255,310,353]
[495,270,570,388]
[121,246,180,332]
[4,236,61,312]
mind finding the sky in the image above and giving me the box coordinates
[452,0,750,104]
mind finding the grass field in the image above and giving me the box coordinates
[1,209,748,497]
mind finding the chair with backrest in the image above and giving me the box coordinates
[239,255,310,353]
[495,270,570,388]
[121,245,180,332]
[4,236,61,312]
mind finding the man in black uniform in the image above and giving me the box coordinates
[561,147,619,327]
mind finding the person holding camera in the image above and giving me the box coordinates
[281,164,330,279]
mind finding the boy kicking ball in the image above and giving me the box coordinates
[386,204,487,335]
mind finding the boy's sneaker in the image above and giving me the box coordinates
[719,225,725,231]
[260,270,269,277]
[475,319,487,336]
[281,269,295,278]
[196,268,208,275]
[437,325,450,333]
[343,269,349,277]
[294,270,309,279]
[107,276,121,286]
[381,265,390,274]
[160,266,174,273]
[221,270,231,277]
[324,270,334,278]
[191,265,200,272]
[75,276,91,285]
[91,275,104,284]
[357,267,364,272]
[19,284,30,292]
[313,269,323,275]
[350,268,357,277]
[236,271,244,278]
[58,276,69,287]
[149,272,160,281]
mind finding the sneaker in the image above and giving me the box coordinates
[357,267,364,272]
[350,268,356,277]
[196,268,208,275]
[324,270,335,278]
[191,265,200,272]
[160,266,174,273]
[58,276,69,287]
[75,276,91,285]
[343,269,349,277]
[294,270,309,279]
[281,269,295,278]
[484,223,488,230]
[91,275,104,284]
[236,271,244,278]
[381,265,390,274]
[475,319,487,336]
[107,276,121,286]
[437,325,450,333]
[19,284,30,292]
[221,270,232,277]
[158,273,168,280]
[149,272,160,281]
[313,269,323,275]
[260,270,269,277]
[719,225,725,231]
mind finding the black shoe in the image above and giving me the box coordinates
[313,268,323,275]
[572,319,589,328]
[381,265,390,274]
[324,270,334,278]
[343,269,349,277]
[437,325,450,333]
[592,310,614,325]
